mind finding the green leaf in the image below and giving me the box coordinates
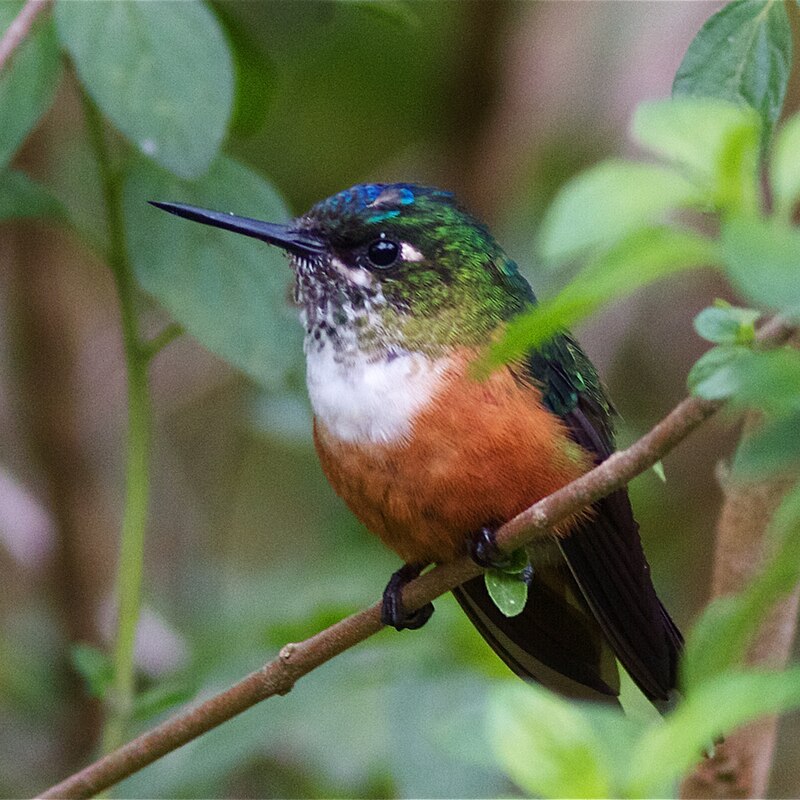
[213,4,275,140]
[488,683,622,798]
[771,111,800,221]
[346,0,421,26]
[721,216,800,317]
[681,484,800,690]
[734,411,800,477]
[485,570,527,618]
[0,170,64,221]
[633,98,761,213]
[724,347,800,415]
[133,679,196,722]
[124,156,302,391]
[687,345,755,400]
[228,34,275,141]
[0,2,62,170]
[693,303,760,345]
[70,643,114,699]
[538,160,702,263]
[687,345,800,411]
[503,547,531,574]
[479,227,717,372]
[55,0,234,179]
[627,668,800,797]
[651,460,667,483]
[673,0,792,142]
[249,387,314,447]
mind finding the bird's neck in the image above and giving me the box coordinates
[298,280,514,366]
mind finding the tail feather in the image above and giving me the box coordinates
[558,489,683,702]
[452,564,622,705]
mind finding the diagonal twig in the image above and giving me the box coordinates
[37,315,796,800]
[0,0,50,73]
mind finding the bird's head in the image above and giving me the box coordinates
[152,182,531,357]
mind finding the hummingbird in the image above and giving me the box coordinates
[151,183,682,708]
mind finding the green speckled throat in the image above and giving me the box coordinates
[292,183,532,356]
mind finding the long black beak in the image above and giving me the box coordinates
[149,201,325,258]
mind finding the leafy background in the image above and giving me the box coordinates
[1,1,800,798]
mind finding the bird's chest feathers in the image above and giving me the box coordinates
[310,347,591,564]
[305,344,450,445]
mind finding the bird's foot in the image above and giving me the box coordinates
[519,563,535,587]
[381,562,434,631]
[467,525,513,569]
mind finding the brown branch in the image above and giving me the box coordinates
[37,316,796,800]
[679,416,800,799]
[0,0,50,72]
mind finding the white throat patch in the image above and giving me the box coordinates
[306,346,450,445]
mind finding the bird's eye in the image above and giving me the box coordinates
[366,238,399,269]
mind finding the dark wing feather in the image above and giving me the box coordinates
[453,332,682,707]
[529,336,683,705]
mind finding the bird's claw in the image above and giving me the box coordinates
[468,525,513,569]
[381,562,435,631]
[520,564,534,586]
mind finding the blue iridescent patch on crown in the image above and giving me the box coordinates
[308,183,455,221]
[367,209,401,224]
[397,187,415,205]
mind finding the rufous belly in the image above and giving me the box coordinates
[313,354,591,564]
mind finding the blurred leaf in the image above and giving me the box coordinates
[230,48,274,141]
[0,2,61,169]
[232,2,451,208]
[693,303,759,345]
[628,667,800,797]
[0,170,64,221]
[539,160,702,263]
[651,460,667,483]
[771,111,800,221]
[633,98,761,213]
[681,484,800,690]
[345,0,421,27]
[70,643,113,699]
[124,156,303,391]
[725,347,800,415]
[249,387,314,447]
[214,5,276,139]
[133,679,196,722]
[479,227,716,372]
[734,411,800,477]
[264,603,362,649]
[0,620,62,712]
[673,0,792,142]
[687,346,755,400]
[55,0,234,178]
[721,216,800,317]
[488,683,622,798]
[484,570,527,618]
[120,650,507,799]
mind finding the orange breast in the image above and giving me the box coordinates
[313,351,591,564]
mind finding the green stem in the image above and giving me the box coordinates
[82,91,152,756]
[143,322,184,362]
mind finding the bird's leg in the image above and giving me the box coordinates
[381,562,435,631]
[467,525,514,569]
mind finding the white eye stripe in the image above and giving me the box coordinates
[331,255,373,287]
[400,242,424,262]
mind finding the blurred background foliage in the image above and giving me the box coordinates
[2,1,800,797]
